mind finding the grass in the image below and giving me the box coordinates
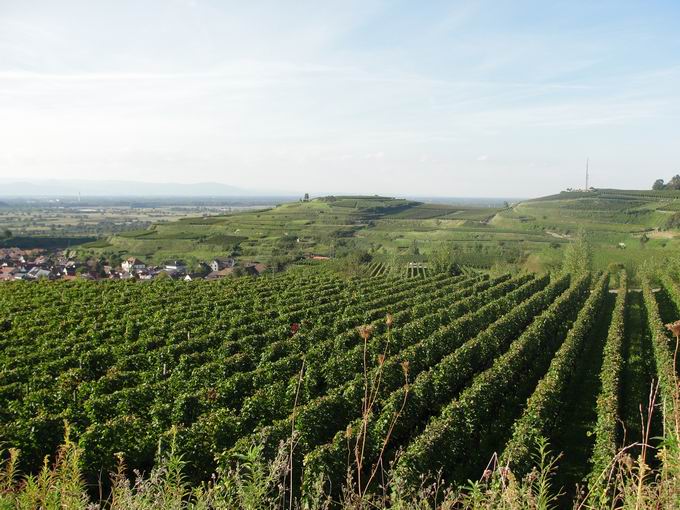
[1,417,679,509]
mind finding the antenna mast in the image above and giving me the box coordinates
[585,158,589,190]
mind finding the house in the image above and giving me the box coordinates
[61,265,77,277]
[32,255,49,266]
[210,257,235,272]
[122,257,146,273]
[155,268,184,279]
[0,267,17,281]
[206,267,234,280]
[26,267,52,280]
[243,262,267,276]
[164,260,187,272]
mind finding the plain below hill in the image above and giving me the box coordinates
[0,179,268,197]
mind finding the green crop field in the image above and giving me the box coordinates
[2,264,679,507]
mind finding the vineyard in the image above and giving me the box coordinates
[1,267,680,507]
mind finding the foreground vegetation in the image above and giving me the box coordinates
[2,260,680,507]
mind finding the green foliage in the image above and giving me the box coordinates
[429,242,458,274]
[589,270,627,504]
[1,265,680,508]
[654,174,680,191]
[393,273,592,489]
[562,229,593,275]
[665,212,680,230]
[501,273,609,475]
[641,275,679,457]
[304,274,566,492]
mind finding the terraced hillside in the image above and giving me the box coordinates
[80,190,680,275]
[1,266,679,506]
[494,188,680,270]
[80,196,505,268]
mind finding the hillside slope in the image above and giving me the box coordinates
[79,190,680,273]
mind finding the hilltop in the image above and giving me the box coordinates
[493,188,680,270]
[81,196,501,268]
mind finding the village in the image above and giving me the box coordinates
[0,247,269,282]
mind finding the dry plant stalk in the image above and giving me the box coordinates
[349,313,410,503]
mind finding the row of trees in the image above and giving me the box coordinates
[652,175,680,190]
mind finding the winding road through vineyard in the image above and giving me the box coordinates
[1,267,678,501]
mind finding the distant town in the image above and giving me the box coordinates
[0,247,273,282]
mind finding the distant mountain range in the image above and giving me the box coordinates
[0,179,275,197]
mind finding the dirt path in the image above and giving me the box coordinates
[545,230,571,239]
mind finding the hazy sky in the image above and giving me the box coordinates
[1,1,679,197]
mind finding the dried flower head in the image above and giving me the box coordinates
[482,469,493,481]
[401,360,410,376]
[377,354,385,366]
[386,313,393,327]
[621,454,634,471]
[345,424,353,439]
[666,320,680,338]
[357,325,374,341]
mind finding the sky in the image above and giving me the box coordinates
[1,0,679,198]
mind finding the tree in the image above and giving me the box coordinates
[356,250,372,264]
[666,212,680,230]
[0,229,11,240]
[303,193,310,202]
[653,179,665,190]
[668,174,680,190]
[562,229,593,275]
[430,243,457,274]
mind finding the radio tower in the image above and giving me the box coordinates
[585,158,589,190]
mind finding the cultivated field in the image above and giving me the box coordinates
[2,265,679,507]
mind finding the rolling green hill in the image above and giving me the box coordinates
[78,190,680,274]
